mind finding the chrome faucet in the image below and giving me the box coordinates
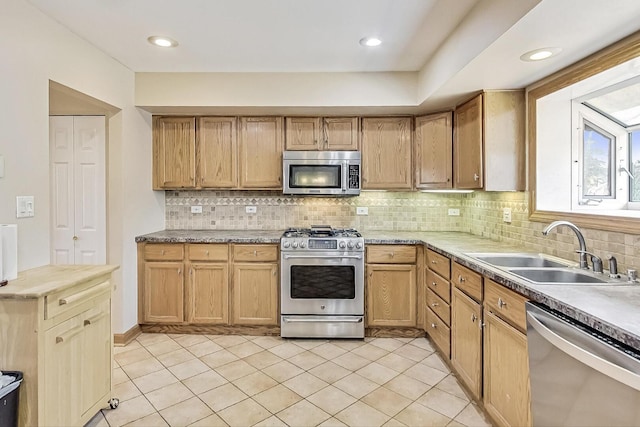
[542,221,591,270]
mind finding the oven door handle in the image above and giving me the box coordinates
[282,316,364,323]
[283,254,363,260]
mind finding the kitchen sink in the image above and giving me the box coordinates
[466,253,571,268]
[507,268,607,284]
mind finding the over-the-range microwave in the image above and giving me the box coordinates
[283,150,361,196]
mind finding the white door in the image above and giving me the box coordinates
[50,116,106,264]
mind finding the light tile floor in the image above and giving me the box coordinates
[86,333,492,427]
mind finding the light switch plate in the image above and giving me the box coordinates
[16,196,34,218]
[191,205,203,214]
[356,207,368,215]
[448,208,460,216]
[246,206,257,214]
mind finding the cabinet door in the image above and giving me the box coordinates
[189,263,229,324]
[81,298,112,417]
[232,263,278,325]
[44,316,83,426]
[361,117,412,190]
[366,264,416,327]
[239,117,284,188]
[483,309,531,427]
[451,287,482,400]
[324,117,359,150]
[153,116,196,189]
[285,117,321,150]
[198,117,237,188]
[454,95,483,189]
[143,262,184,323]
[415,112,452,189]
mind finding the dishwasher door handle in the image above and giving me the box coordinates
[527,310,640,391]
[282,316,364,323]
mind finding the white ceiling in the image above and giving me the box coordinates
[29,0,640,111]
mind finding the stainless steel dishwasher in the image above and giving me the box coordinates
[526,302,640,426]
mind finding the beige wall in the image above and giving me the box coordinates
[0,0,163,334]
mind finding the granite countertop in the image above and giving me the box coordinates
[136,229,640,350]
[0,264,119,298]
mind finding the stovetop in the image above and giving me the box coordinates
[282,226,362,239]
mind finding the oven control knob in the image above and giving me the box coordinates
[283,241,290,248]
[347,241,354,249]
[339,241,346,249]
[356,242,363,249]
[300,241,306,248]
[292,242,299,248]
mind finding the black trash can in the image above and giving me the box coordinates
[0,371,23,427]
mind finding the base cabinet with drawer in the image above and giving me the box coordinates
[424,249,452,357]
[0,265,117,427]
[138,242,279,327]
[365,245,418,328]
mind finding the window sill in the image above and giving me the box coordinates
[529,209,640,234]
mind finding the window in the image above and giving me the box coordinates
[582,122,614,198]
[630,130,640,202]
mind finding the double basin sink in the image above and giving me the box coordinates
[465,252,629,285]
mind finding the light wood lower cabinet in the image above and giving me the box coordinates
[451,286,483,400]
[232,263,278,325]
[483,309,531,427]
[0,266,116,427]
[138,242,279,327]
[366,245,418,328]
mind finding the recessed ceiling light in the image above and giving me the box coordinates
[147,36,178,48]
[359,37,382,47]
[520,47,562,62]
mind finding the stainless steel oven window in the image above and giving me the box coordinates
[290,265,355,299]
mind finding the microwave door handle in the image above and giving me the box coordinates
[342,161,348,192]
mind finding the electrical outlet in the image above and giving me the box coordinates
[503,207,512,223]
[246,206,257,214]
[356,207,369,215]
[448,208,460,216]
[16,196,34,218]
[191,205,203,214]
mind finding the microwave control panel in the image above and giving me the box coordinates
[348,165,360,189]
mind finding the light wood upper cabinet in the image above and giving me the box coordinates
[451,286,483,400]
[453,91,525,190]
[239,117,284,189]
[285,117,359,151]
[198,117,237,188]
[153,116,196,189]
[361,117,413,190]
[415,112,453,189]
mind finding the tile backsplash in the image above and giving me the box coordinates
[165,190,640,273]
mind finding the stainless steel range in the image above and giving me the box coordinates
[280,225,365,338]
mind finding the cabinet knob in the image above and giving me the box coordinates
[72,236,78,241]
[431,302,439,307]
[458,275,465,283]
[390,252,395,258]
[161,250,165,255]
[498,298,507,309]
[205,250,209,255]
[177,268,182,275]
[431,323,437,329]
[431,282,437,286]
[474,173,480,181]
[253,250,258,256]
[431,260,437,264]
[471,313,477,323]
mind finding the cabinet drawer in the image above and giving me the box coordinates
[144,243,184,261]
[426,269,451,303]
[426,249,451,279]
[426,288,450,326]
[188,244,228,261]
[46,280,111,320]
[233,245,278,262]
[426,307,450,359]
[367,245,416,264]
[451,262,483,302]
[484,279,528,333]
